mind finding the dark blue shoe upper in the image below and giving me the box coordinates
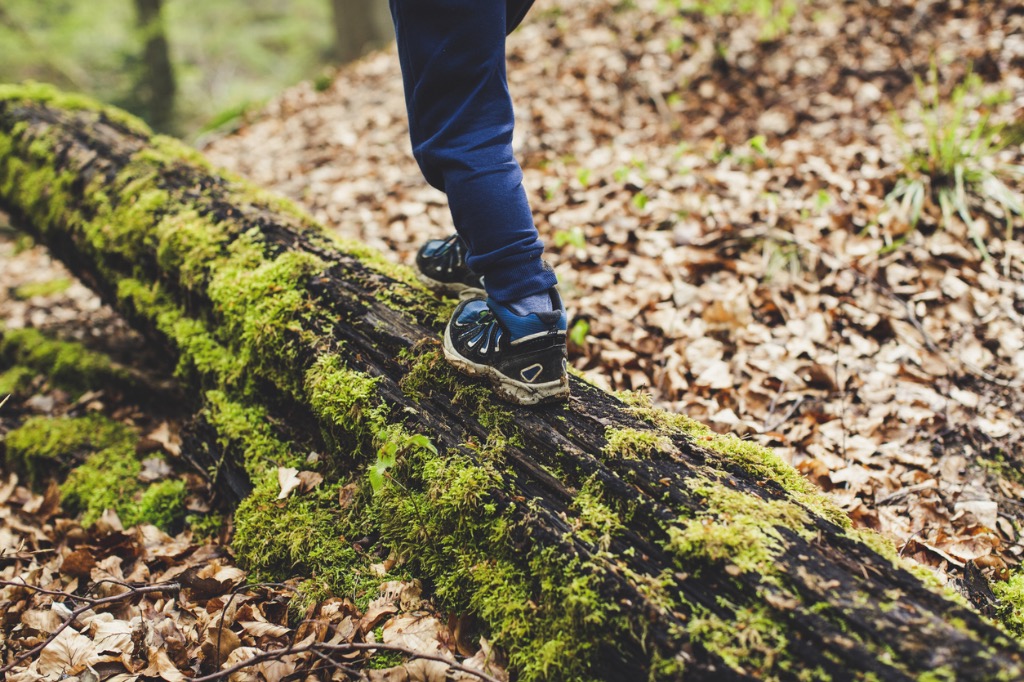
[447,289,567,387]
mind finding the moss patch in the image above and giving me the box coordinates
[232,476,394,612]
[3,413,130,488]
[688,601,790,674]
[13,277,72,299]
[371,449,625,682]
[603,426,672,460]
[0,327,131,397]
[994,569,1024,640]
[3,413,185,530]
[618,389,850,528]
[666,477,812,580]
[0,81,152,137]
[0,365,35,396]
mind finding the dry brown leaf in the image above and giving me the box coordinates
[37,627,98,675]
[297,471,324,493]
[201,626,241,665]
[93,618,133,653]
[239,620,291,639]
[277,467,301,500]
[21,608,63,634]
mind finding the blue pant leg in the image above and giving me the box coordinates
[507,0,536,32]
[389,0,556,303]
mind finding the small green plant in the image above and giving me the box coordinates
[553,226,586,249]
[761,236,803,282]
[313,73,333,92]
[368,432,437,493]
[887,65,1023,259]
[568,319,589,347]
[814,188,832,212]
[662,0,800,41]
[575,167,592,187]
[543,179,562,201]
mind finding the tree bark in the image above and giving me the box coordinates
[1,87,1021,681]
[134,0,176,133]
[330,0,393,63]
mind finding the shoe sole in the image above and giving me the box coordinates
[416,270,485,300]
[443,324,570,406]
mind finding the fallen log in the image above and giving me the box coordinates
[1,84,1021,681]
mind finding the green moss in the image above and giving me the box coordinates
[977,450,1024,487]
[603,426,671,460]
[187,512,224,541]
[4,413,185,530]
[13,278,72,299]
[304,353,387,449]
[0,82,152,136]
[116,278,242,385]
[917,666,955,682]
[3,414,131,489]
[0,327,130,396]
[366,635,405,669]
[666,477,812,580]
[371,449,623,682]
[232,476,389,613]
[617,390,850,528]
[688,601,789,674]
[153,209,226,289]
[993,569,1024,640]
[133,478,187,531]
[207,243,325,397]
[59,434,139,526]
[571,477,625,551]
[203,390,299,478]
[0,366,35,396]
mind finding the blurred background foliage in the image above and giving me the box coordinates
[0,0,393,137]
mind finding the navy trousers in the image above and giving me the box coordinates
[388,0,558,303]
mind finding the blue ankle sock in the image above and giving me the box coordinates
[508,291,554,316]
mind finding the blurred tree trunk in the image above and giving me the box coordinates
[134,0,176,133]
[330,0,393,63]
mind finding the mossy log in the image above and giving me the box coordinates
[1,85,1022,681]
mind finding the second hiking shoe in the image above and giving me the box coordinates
[415,234,486,297]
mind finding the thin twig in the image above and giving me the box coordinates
[762,395,809,434]
[191,641,503,682]
[0,582,180,674]
[215,582,302,670]
[0,579,106,605]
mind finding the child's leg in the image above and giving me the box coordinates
[507,0,536,32]
[388,0,556,305]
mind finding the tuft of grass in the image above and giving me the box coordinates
[662,0,801,41]
[13,277,72,299]
[886,65,1023,260]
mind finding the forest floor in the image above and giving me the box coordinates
[2,0,1023,678]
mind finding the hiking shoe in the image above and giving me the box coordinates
[415,234,485,298]
[443,289,569,405]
